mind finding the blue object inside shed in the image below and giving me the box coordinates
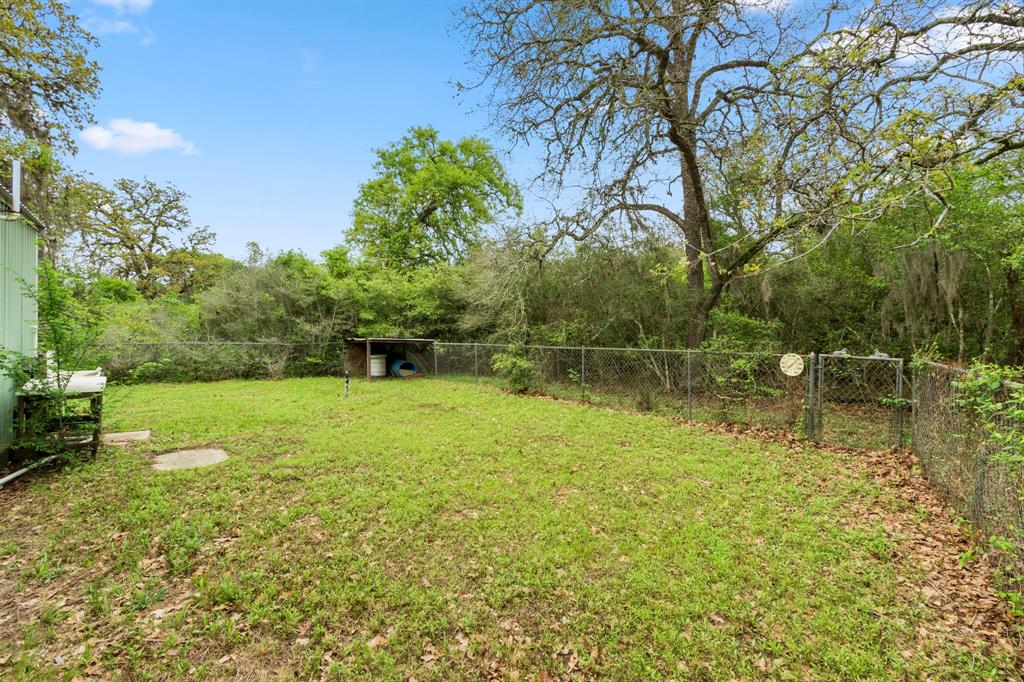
[391,360,419,377]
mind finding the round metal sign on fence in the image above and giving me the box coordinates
[780,353,805,377]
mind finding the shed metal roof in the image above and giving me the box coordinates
[346,337,435,344]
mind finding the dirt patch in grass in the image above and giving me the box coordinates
[551,486,579,505]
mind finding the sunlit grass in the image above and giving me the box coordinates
[0,378,1014,679]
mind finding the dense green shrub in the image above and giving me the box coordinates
[950,362,1024,615]
[700,309,781,353]
[491,346,538,393]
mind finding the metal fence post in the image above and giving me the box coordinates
[433,344,439,378]
[474,343,479,380]
[580,346,586,401]
[910,361,919,449]
[816,353,826,441]
[894,358,905,447]
[806,352,816,440]
[686,349,693,419]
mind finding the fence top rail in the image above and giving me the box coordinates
[437,342,806,358]
[94,341,347,347]
[924,360,967,373]
[96,340,904,365]
[437,342,510,349]
[922,361,1023,393]
[819,352,903,363]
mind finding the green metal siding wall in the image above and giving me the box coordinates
[1,213,38,450]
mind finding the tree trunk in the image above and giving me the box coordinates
[1007,267,1024,365]
[679,146,716,348]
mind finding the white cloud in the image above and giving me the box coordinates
[83,17,139,35]
[92,0,153,14]
[81,119,198,156]
[814,6,1024,66]
[737,0,794,12]
[915,6,1024,55]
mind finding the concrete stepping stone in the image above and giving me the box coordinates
[151,448,228,471]
[102,430,151,445]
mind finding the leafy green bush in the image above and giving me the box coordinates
[951,362,1024,615]
[491,346,538,393]
[954,363,1024,465]
[701,309,781,353]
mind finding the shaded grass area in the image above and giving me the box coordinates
[0,378,1015,679]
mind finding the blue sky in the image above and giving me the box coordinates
[69,0,518,260]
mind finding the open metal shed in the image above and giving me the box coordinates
[345,338,435,379]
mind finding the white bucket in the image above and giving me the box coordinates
[369,354,387,377]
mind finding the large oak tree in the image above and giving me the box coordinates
[71,178,215,298]
[459,0,1024,345]
[348,126,522,270]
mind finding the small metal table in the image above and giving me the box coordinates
[15,373,107,457]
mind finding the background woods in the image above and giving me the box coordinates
[0,0,1022,362]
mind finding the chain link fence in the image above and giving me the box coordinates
[433,343,904,450]
[85,341,349,382]
[76,341,909,452]
[79,341,906,449]
[913,361,1024,587]
[36,339,1024,596]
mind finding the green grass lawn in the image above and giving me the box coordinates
[0,378,1016,679]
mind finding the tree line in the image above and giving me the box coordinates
[2,0,1023,367]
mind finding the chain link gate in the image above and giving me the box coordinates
[807,352,905,449]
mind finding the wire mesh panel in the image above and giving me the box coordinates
[432,342,476,378]
[913,363,979,508]
[913,362,1024,584]
[89,342,348,382]
[817,353,904,449]
[690,351,809,433]
[526,346,584,397]
[432,342,508,382]
[433,343,814,438]
[474,344,504,380]
[578,347,688,411]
